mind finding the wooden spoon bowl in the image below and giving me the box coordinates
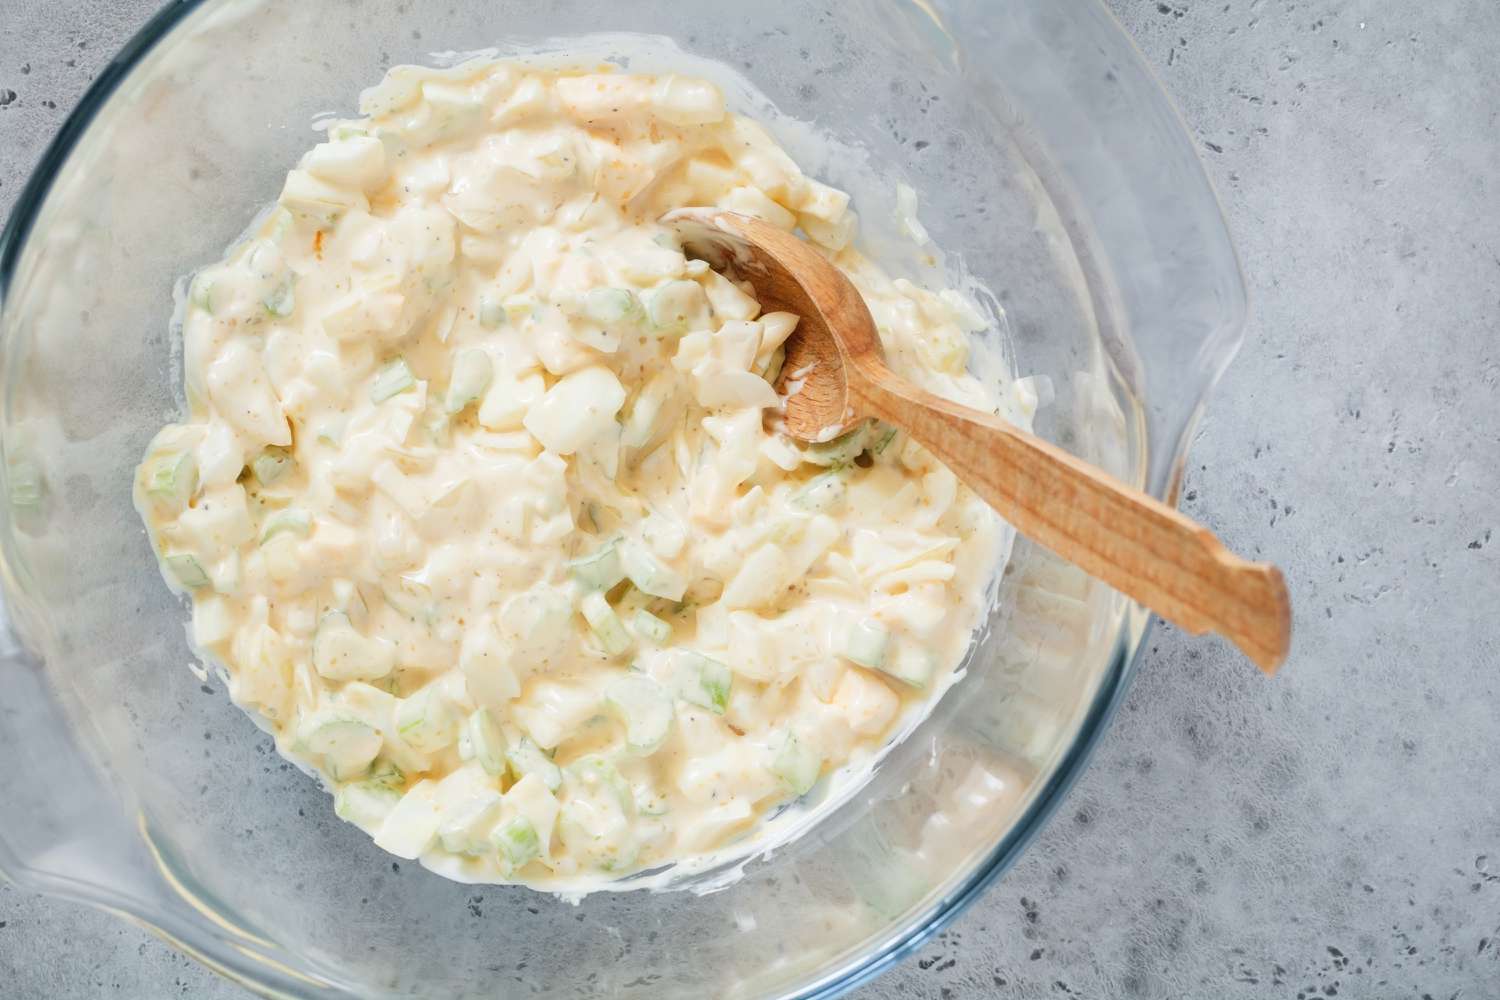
[663,208,1291,673]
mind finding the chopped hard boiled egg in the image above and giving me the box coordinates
[134,58,1021,888]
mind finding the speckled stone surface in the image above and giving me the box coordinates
[3,1,1498,997]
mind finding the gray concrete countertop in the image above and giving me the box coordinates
[3,1,1497,997]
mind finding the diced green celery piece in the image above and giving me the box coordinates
[631,609,672,644]
[870,423,899,455]
[567,540,625,591]
[676,651,731,715]
[803,424,869,468]
[583,287,644,325]
[506,737,562,791]
[263,277,296,318]
[879,642,935,689]
[332,125,369,141]
[8,460,42,510]
[394,684,459,753]
[459,707,508,777]
[567,755,632,808]
[146,451,198,509]
[606,673,674,754]
[491,815,540,871]
[445,348,493,414]
[251,447,293,486]
[367,758,405,788]
[335,779,402,828]
[189,273,217,314]
[301,715,382,780]
[581,591,632,657]
[559,756,639,872]
[164,554,210,589]
[370,358,415,403]
[259,508,312,545]
[790,472,846,513]
[621,370,676,450]
[477,294,506,328]
[773,732,823,796]
[841,620,890,671]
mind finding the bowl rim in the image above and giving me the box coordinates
[0,1,1235,997]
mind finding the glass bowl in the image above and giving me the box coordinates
[0,1,1245,996]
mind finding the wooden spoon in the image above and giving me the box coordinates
[663,208,1291,673]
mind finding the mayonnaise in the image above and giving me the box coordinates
[134,58,1022,887]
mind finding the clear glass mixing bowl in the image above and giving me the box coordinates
[0,1,1245,996]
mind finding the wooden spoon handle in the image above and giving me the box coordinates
[849,366,1291,673]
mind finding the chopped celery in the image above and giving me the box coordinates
[618,539,685,600]
[675,651,731,715]
[395,684,460,753]
[583,287,644,325]
[581,591,632,657]
[300,714,382,780]
[335,779,401,828]
[841,620,890,671]
[880,643,935,689]
[259,508,312,544]
[790,472,847,513]
[164,554,210,590]
[803,424,869,468]
[331,125,369,141]
[566,540,624,591]
[559,756,637,871]
[773,732,823,796]
[491,815,540,871]
[263,277,296,318]
[367,758,405,788]
[445,348,493,414]
[631,609,672,644]
[251,446,293,486]
[567,755,633,807]
[606,673,674,754]
[8,460,42,509]
[457,707,508,776]
[189,273,217,314]
[621,370,676,450]
[870,423,900,456]
[370,358,416,403]
[146,452,197,510]
[506,736,562,791]
[477,294,506,328]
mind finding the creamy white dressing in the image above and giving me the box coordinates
[134,56,1031,888]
